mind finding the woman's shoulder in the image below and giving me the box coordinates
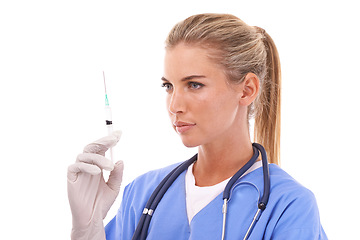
[123,162,182,198]
[264,165,327,238]
[241,163,317,206]
[268,164,315,198]
[266,164,321,219]
[135,162,181,183]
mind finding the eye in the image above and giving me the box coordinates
[161,82,173,92]
[188,82,204,90]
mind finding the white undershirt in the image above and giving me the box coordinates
[185,161,262,224]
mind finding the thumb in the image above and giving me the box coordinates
[107,160,124,193]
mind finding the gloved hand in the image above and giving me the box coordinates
[67,131,123,240]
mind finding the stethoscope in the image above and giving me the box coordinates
[132,143,270,240]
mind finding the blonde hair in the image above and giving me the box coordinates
[165,13,281,165]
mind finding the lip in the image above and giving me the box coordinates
[173,121,196,134]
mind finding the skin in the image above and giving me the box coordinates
[162,42,260,187]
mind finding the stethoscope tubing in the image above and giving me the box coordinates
[223,146,259,200]
[253,143,270,209]
[131,166,178,240]
[131,164,181,240]
[132,143,270,240]
[133,155,197,240]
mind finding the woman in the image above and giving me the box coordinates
[68,13,327,239]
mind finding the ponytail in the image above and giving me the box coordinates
[254,31,281,165]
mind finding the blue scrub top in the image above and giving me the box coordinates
[105,163,327,239]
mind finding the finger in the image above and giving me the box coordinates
[83,130,122,155]
[76,153,114,171]
[107,160,124,192]
[67,162,101,182]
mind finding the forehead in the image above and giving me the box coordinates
[165,43,210,64]
[164,43,220,79]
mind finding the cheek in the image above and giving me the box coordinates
[199,93,239,126]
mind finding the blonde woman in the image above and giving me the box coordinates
[68,13,327,239]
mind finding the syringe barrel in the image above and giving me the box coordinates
[105,106,112,122]
[105,105,114,162]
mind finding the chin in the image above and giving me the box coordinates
[180,137,201,148]
[183,143,199,148]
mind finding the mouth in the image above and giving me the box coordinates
[173,121,196,134]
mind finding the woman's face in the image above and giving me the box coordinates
[162,43,245,148]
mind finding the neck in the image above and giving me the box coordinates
[194,132,253,187]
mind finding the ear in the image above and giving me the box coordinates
[238,73,260,106]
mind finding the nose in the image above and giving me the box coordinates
[168,89,185,115]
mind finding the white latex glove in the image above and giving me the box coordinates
[67,131,123,240]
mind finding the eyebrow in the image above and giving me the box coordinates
[161,75,206,82]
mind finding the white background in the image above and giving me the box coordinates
[0,0,359,239]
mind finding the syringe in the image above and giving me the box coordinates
[103,71,114,162]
